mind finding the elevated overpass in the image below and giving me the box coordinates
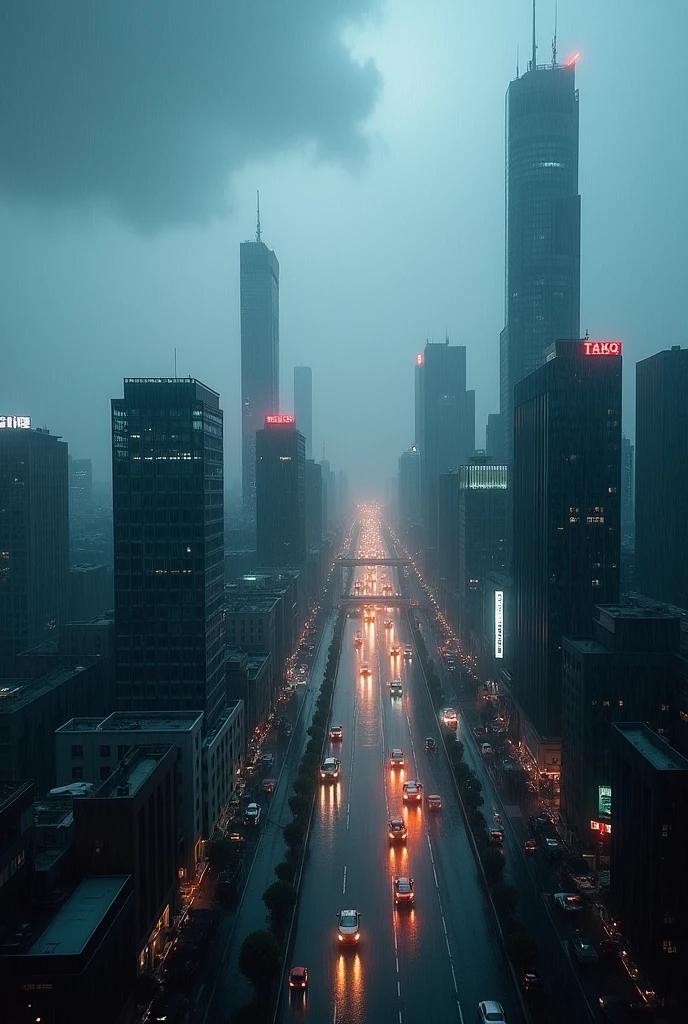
[335,557,410,568]
[339,596,417,609]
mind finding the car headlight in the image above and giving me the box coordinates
[354,932,360,940]
[338,933,343,940]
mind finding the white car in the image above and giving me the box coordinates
[402,780,423,804]
[441,707,458,726]
[336,909,361,944]
[243,802,261,826]
[553,892,584,913]
[477,1001,506,1024]
[320,757,341,782]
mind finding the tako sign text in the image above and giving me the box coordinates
[494,591,504,659]
[582,341,622,356]
[265,415,295,426]
[0,416,31,429]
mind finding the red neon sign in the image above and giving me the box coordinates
[416,353,424,366]
[582,341,622,357]
[265,414,295,425]
[590,820,611,835]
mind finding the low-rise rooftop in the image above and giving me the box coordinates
[224,595,279,614]
[203,700,242,745]
[0,666,95,713]
[615,723,688,772]
[28,876,130,957]
[95,745,174,798]
[56,711,203,734]
[0,780,34,814]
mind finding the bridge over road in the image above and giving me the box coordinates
[335,557,410,568]
[339,596,417,609]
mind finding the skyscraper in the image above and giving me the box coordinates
[240,197,279,519]
[256,416,306,567]
[513,340,621,765]
[0,418,69,674]
[294,366,313,460]
[635,346,688,607]
[420,339,475,577]
[621,434,635,547]
[111,378,225,724]
[414,352,425,452]
[500,44,581,463]
[304,459,323,550]
[69,456,93,508]
[398,446,422,528]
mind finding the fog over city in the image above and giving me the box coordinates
[1,0,686,490]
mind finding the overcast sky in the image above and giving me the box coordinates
[2,1,686,494]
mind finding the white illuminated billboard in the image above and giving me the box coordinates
[495,591,504,659]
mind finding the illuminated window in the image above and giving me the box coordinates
[662,940,678,954]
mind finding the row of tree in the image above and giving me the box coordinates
[233,610,347,1024]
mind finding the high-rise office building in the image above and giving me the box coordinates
[513,340,621,766]
[240,199,279,519]
[457,459,509,656]
[398,446,422,528]
[419,339,475,576]
[499,46,580,463]
[111,378,225,724]
[69,456,93,508]
[485,413,504,463]
[635,346,688,608]
[414,352,425,452]
[304,459,323,550]
[294,366,313,460]
[621,434,635,547]
[256,416,306,567]
[0,418,69,674]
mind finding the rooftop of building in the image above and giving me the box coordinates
[95,745,174,798]
[28,876,130,957]
[56,711,203,735]
[202,700,242,745]
[224,647,271,669]
[224,595,280,614]
[34,796,74,828]
[69,562,107,573]
[566,639,608,655]
[615,724,688,772]
[0,665,95,714]
[598,603,680,621]
[0,780,34,814]
[63,614,114,628]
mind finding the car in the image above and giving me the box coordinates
[384,618,393,629]
[570,935,599,966]
[403,645,413,659]
[542,836,563,857]
[390,644,401,656]
[520,966,543,994]
[481,743,494,757]
[553,892,584,913]
[390,679,402,696]
[488,826,505,845]
[320,757,341,782]
[402,780,423,803]
[524,838,537,853]
[389,748,405,768]
[288,965,309,991]
[354,631,363,647]
[477,1001,507,1024]
[262,778,276,794]
[336,909,361,944]
[393,876,415,905]
[388,817,407,841]
[329,725,344,741]
[424,737,437,752]
[360,662,372,676]
[473,726,488,738]
[243,802,261,826]
[441,707,458,727]
[427,794,442,810]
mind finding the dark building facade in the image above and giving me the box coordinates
[635,346,688,608]
[485,413,504,463]
[293,365,313,460]
[499,58,580,463]
[240,219,279,518]
[621,434,634,547]
[305,459,323,550]
[0,780,34,923]
[513,340,621,765]
[562,605,680,846]
[610,724,688,1003]
[458,461,508,657]
[112,379,224,724]
[419,340,475,577]
[0,422,69,675]
[398,446,422,530]
[69,456,93,508]
[73,745,177,966]
[256,416,306,568]
[437,472,460,625]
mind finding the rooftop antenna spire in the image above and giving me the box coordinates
[531,0,537,70]
[256,190,261,243]
[174,347,177,378]
[516,42,520,78]
[552,0,558,66]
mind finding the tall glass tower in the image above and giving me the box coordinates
[500,50,580,463]
[240,197,279,520]
[111,378,224,724]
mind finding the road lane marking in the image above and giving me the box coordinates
[346,802,350,830]
[333,1003,337,1024]
[397,981,401,997]
[197,983,205,999]
[342,865,347,894]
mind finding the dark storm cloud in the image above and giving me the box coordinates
[0,1,382,228]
